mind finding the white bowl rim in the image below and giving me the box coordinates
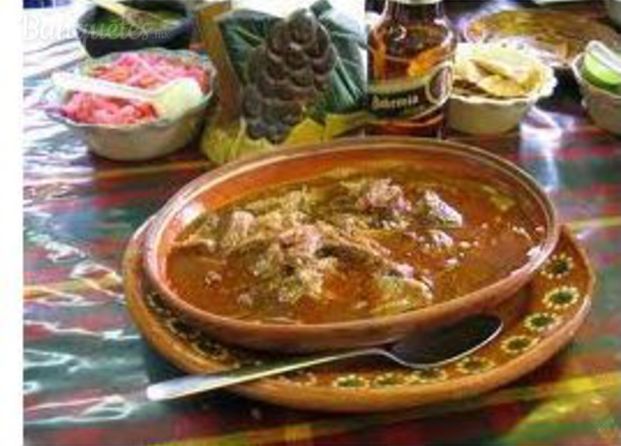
[45,48,217,131]
[450,43,558,106]
[571,52,621,103]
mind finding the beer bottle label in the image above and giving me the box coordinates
[367,61,453,120]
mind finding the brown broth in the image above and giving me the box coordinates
[166,168,542,324]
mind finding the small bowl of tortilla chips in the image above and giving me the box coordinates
[448,43,556,135]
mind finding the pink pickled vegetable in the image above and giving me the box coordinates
[60,52,210,125]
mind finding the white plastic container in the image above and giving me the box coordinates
[46,48,217,161]
[447,44,557,135]
[572,53,621,136]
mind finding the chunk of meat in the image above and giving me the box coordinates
[317,221,390,258]
[237,292,253,307]
[356,178,411,216]
[372,275,433,316]
[390,262,415,278]
[247,223,336,304]
[193,213,220,238]
[245,188,319,215]
[278,261,333,304]
[244,217,421,306]
[278,224,323,259]
[316,221,414,278]
[413,229,455,255]
[251,224,324,276]
[236,220,398,277]
[220,209,309,257]
[427,229,453,249]
[412,191,463,227]
[252,242,286,279]
[172,213,219,254]
[219,210,256,250]
[232,217,424,308]
[257,209,308,234]
[204,270,222,286]
[328,213,371,234]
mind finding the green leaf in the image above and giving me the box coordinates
[201,120,274,165]
[309,0,331,17]
[216,2,366,129]
[217,9,280,84]
[311,4,366,120]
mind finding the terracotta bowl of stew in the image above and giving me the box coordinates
[141,137,559,353]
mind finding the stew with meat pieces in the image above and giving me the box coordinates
[167,167,544,324]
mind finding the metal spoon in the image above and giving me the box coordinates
[146,314,502,402]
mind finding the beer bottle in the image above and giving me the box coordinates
[367,0,456,137]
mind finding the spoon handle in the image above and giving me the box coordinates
[52,72,154,102]
[146,348,385,401]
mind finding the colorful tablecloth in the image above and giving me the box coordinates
[24,1,621,445]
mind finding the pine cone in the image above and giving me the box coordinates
[241,9,337,144]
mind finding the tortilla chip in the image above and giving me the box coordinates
[478,75,528,97]
[454,43,549,98]
[455,58,488,85]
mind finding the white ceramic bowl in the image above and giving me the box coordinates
[46,48,217,161]
[447,45,557,135]
[572,53,621,136]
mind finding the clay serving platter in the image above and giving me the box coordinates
[464,10,621,70]
[124,224,594,413]
[142,137,559,353]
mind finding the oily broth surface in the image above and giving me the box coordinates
[166,168,542,324]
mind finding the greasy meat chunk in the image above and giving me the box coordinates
[171,213,220,254]
[356,178,411,216]
[278,260,334,304]
[193,213,220,238]
[204,270,222,286]
[252,224,324,278]
[227,209,310,256]
[250,223,335,304]
[328,213,371,234]
[279,224,323,259]
[219,210,256,250]
[256,209,308,234]
[426,229,454,250]
[315,222,415,278]
[412,190,463,227]
[317,221,390,258]
[372,275,433,316]
[252,242,286,279]
[246,219,422,306]
[245,188,319,215]
[408,229,455,255]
